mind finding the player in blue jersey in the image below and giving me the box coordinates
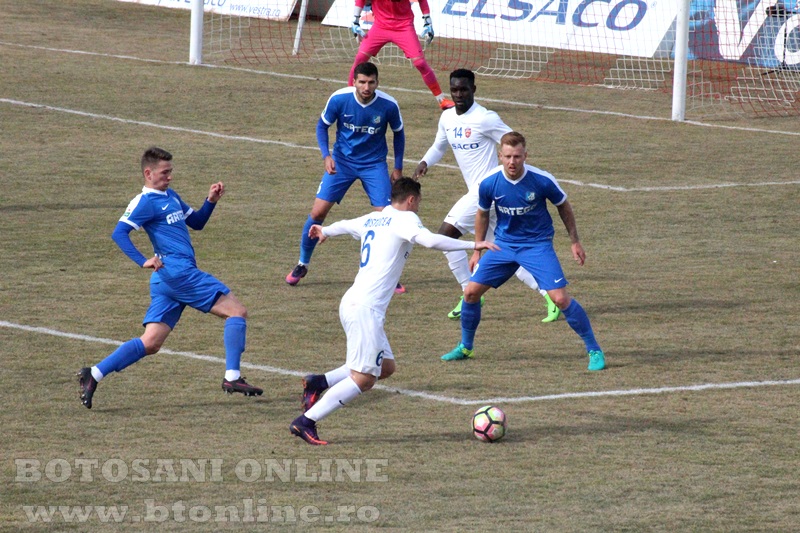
[414,68,560,323]
[441,132,606,371]
[285,62,407,293]
[77,147,262,409]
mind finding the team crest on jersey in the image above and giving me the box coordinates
[465,128,471,138]
[526,192,536,202]
[372,115,381,124]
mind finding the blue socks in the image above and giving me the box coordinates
[224,317,247,373]
[299,215,324,264]
[96,338,146,376]
[562,299,601,352]
[460,299,482,350]
[94,318,247,382]
[456,296,600,354]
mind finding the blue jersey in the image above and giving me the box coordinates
[119,187,197,276]
[321,87,403,165]
[477,164,567,244]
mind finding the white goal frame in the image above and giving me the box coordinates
[186,0,694,122]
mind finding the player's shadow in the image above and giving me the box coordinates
[342,413,715,445]
[4,202,124,212]
[510,413,716,442]
[591,297,745,315]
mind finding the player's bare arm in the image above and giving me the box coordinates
[207,182,225,203]
[469,208,491,271]
[557,201,586,266]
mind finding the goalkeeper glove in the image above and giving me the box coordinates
[419,15,434,45]
[351,16,366,39]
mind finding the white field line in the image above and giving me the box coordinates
[0,97,460,174]
[3,320,799,406]
[4,97,800,193]
[5,40,800,138]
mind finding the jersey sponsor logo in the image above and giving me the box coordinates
[526,192,536,201]
[166,211,185,225]
[343,122,383,134]
[161,204,169,210]
[451,142,481,150]
[497,204,536,216]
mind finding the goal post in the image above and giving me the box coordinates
[190,0,204,65]
[672,0,690,121]
[184,0,800,119]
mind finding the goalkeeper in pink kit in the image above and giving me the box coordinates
[349,0,454,110]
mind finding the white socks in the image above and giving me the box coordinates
[90,367,104,382]
[305,377,362,422]
[324,364,350,388]
[514,267,547,296]
[444,250,471,290]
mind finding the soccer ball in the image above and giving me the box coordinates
[472,405,507,443]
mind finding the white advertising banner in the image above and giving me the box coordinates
[322,0,679,58]
[117,0,298,22]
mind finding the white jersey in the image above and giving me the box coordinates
[323,206,423,315]
[421,102,512,190]
[323,205,476,315]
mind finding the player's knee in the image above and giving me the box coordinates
[142,338,163,355]
[550,292,571,310]
[352,373,378,392]
[463,285,485,304]
[229,300,248,319]
[379,360,396,380]
[438,222,461,239]
[309,206,330,221]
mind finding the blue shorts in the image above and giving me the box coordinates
[316,158,391,207]
[470,240,568,291]
[143,268,230,329]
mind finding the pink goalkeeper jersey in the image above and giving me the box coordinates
[357,0,429,31]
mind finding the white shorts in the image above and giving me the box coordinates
[443,189,497,239]
[339,298,394,377]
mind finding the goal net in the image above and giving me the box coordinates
[198,0,800,118]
